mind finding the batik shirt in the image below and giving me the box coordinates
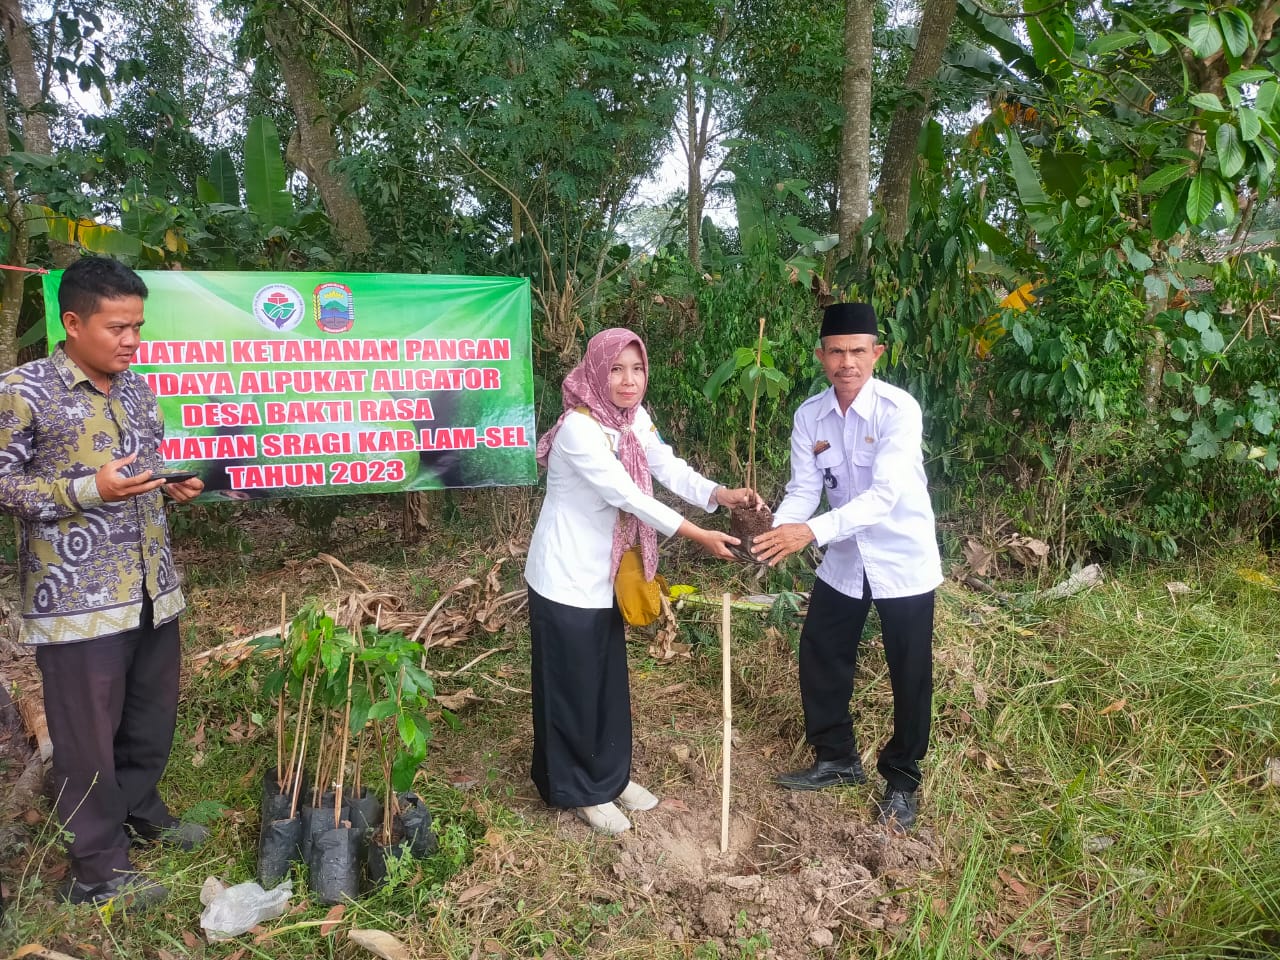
[0,346,184,644]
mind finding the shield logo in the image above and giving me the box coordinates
[313,282,355,334]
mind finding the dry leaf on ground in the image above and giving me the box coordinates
[1003,535,1050,567]
[320,903,346,936]
[348,929,412,960]
[456,880,499,905]
[435,688,483,712]
[963,539,995,577]
[1264,757,1280,788]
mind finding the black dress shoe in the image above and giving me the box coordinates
[127,816,210,851]
[775,757,867,791]
[62,871,169,910]
[875,787,919,832]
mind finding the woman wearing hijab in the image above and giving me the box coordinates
[525,328,759,835]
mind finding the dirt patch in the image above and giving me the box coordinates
[604,742,938,958]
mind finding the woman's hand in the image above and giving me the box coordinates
[714,486,764,510]
[677,520,741,560]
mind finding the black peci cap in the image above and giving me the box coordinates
[820,302,879,339]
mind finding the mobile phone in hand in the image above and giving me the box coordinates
[152,470,199,484]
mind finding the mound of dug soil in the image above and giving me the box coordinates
[609,765,939,958]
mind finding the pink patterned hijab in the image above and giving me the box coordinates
[536,328,658,581]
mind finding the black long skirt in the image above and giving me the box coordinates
[528,587,631,808]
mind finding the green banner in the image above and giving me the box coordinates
[42,271,536,500]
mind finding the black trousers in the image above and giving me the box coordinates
[528,588,631,808]
[34,599,181,884]
[799,576,934,791]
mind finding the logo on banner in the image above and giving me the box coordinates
[252,284,305,331]
[313,282,355,333]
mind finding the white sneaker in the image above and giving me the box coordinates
[573,802,631,836]
[617,780,659,812]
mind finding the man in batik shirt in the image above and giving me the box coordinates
[0,257,205,909]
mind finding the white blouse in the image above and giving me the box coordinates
[524,406,720,608]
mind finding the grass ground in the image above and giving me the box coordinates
[1,491,1277,959]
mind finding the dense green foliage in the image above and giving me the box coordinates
[0,0,1275,558]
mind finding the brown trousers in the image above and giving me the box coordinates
[34,599,181,884]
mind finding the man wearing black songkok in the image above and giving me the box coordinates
[752,302,942,832]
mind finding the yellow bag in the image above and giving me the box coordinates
[614,547,667,627]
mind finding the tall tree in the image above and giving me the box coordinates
[875,0,958,244]
[0,0,78,268]
[678,5,734,271]
[259,1,373,259]
[837,0,874,257]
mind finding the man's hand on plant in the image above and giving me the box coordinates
[751,523,815,566]
[678,520,740,560]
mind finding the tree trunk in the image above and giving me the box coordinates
[0,0,76,269]
[0,83,27,374]
[262,4,373,259]
[682,11,732,273]
[875,0,958,246]
[686,56,706,272]
[837,0,874,258]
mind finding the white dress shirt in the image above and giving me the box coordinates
[525,406,720,608]
[773,377,942,600]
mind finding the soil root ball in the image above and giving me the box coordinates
[728,503,775,564]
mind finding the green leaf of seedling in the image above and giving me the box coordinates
[391,751,421,793]
[369,699,398,721]
[249,632,284,652]
[1253,411,1275,435]
[397,711,416,749]
[1144,29,1171,55]
[1193,384,1212,405]
[403,664,435,700]
[441,708,462,731]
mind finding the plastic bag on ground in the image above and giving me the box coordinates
[200,878,293,941]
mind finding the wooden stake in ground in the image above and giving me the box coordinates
[720,591,732,854]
